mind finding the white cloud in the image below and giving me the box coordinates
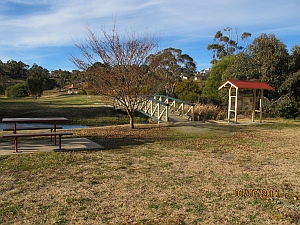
[1,0,300,69]
[1,0,300,46]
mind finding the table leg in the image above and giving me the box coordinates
[13,123,17,149]
[54,123,57,145]
[59,135,62,150]
[14,137,18,153]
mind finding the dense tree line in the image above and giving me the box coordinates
[0,60,83,98]
[149,29,300,119]
[203,29,300,118]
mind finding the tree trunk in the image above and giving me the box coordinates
[129,113,135,129]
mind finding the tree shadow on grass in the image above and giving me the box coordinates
[68,120,249,153]
[72,125,169,152]
[84,136,157,151]
[167,119,246,133]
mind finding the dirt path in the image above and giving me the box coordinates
[166,114,267,134]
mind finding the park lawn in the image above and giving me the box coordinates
[0,94,147,126]
[0,94,300,224]
[0,120,300,224]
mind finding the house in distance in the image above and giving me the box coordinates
[67,84,78,94]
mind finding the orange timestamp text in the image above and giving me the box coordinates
[235,189,288,198]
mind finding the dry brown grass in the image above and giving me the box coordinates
[0,122,300,224]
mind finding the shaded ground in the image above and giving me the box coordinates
[0,138,103,156]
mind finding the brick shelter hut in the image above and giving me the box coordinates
[218,80,274,123]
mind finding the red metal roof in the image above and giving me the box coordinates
[218,80,274,90]
[69,84,78,89]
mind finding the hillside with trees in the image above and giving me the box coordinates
[0,60,83,98]
[202,28,300,119]
[1,27,299,119]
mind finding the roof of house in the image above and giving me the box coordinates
[218,80,274,90]
[68,84,78,89]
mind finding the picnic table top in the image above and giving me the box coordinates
[2,117,68,123]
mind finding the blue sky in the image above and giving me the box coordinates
[1,0,299,72]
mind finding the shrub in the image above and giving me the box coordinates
[78,89,87,95]
[87,90,98,95]
[6,83,29,98]
[193,103,226,121]
[0,84,4,95]
[174,80,203,103]
[263,95,299,119]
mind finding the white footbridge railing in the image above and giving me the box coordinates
[137,97,169,123]
[154,95,195,121]
[113,95,195,123]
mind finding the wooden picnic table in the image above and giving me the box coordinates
[2,117,69,145]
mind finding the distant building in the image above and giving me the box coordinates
[67,84,78,94]
[194,68,211,80]
[182,75,188,80]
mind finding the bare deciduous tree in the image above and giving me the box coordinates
[71,25,159,128]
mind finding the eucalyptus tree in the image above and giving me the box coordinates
[290,45,300,73]
[0,60,5,88]
[3,60,29,79]
[221,34,290,94]
[26,64,49,98]
[202,55,235,103]
[146,47,196,96]
[70,70,84,87]
[248,34,290,94]
[51,69,72,90]
[207,27,251,64]
[280,47,300,118]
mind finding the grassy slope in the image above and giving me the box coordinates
[0,94,300,224]
[0,93,147,126]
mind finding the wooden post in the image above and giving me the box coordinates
[165,104,168,122]
[191,105,194,121]
[234,88,238,123]
[172,99,175,113]
[252,89,256,122]
[228,87,232,123]
[260,89,264,123]
[158,101,160,124]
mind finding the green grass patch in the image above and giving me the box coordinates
[0,94,147,126]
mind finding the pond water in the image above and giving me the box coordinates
[0,123,89,130]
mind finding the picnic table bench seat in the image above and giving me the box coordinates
[3,126,63,132]
[3,126,63,142]
[2,131,73,152]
